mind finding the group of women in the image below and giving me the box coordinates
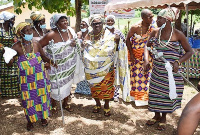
[0,7,194,132]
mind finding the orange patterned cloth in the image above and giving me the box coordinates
[128,48,144,61]
[91,68,115,99]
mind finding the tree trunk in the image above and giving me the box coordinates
[175,10,182,31]
[75,0,82,33]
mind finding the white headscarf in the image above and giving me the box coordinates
[0,11,15,21]
[105,15,115,23]
[50,14,67,29]
[82,18,89,27]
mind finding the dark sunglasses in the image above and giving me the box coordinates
[92,22,102,26]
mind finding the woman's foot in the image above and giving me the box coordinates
[146,114,161,126]
[92,105,101,113]
[27,122,34,131]
[41,119,48,127]
[104,108,111,117]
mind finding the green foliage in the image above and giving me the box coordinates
[14,0,89,16]
[81,4,89,18]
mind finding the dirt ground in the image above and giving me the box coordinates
[0,83,200,135]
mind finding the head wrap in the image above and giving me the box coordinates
[82,18,89,27]
[89,14,104,26]
[50,14,67,29]
[105,15,115,23]
[16,22,31,36]
[158,7,180,22]
[0,11,15,21]
[30,11,45,22]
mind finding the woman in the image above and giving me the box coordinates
[30,11,49,40]
[105,15,126,102]
[5,22,55,131]
[83,14,128,116]
[39,14,77,112]
[75,18,91,95]
[144,7,193,130]
[0,11,20,97]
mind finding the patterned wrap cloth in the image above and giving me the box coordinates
[17,52,51,122]
[0,12,19,97]
[30,11,45,22]
[158,7,180,22]
[148,37,184,113]
[0,11,15,21]
[83,29,129,99]
[46,15,77,100]
[128,21,156,106]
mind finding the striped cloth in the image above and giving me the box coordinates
[0,28,20,97]
[46,40,77,101]
[148,37,184,113]
[17,52,51,122]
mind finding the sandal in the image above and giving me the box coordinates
[104,108,111,117]
[157,122,166,130]
[146,118,160,126]
[93,105,101,113]
[27,122,34,131]
[41,119,48,127]
[63,105,74,112]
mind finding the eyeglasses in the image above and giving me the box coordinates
[92,22,102,26]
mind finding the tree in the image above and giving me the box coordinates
[14,0,89,32]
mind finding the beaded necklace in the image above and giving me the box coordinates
[158,26,173,47]
[21,41,34,60]
[34,26,44,38]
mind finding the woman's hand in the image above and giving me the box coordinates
[114,34,120,45]
[70,39,76,47]
[143,60,150,72]
[173,61,179,73]
[44,62,51,70]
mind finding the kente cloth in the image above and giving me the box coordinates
[75,80,91,95]
[0,27,20,97]
[46,40,77,101]
[128,23,155,106]
[16,22,31,37]
[148,37,184,113]
[105,28,130,101]
[17,52,51,122]
[30,11,45,21]
[83,29,129,100]
[180,50,200,78]
[91,68,115,99]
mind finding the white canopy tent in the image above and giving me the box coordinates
[105,0,200,80]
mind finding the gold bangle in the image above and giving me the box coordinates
[175,60,181,66]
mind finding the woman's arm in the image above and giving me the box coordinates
[173,30,193,73]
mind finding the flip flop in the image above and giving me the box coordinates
[146,118,160,126]
[104,108,111,117]
[63,105,74,112]
[157,122,166,130]
[93,105,101,113]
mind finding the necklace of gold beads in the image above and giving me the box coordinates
[21,41,34,60]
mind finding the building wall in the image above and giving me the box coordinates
[0,4,76,29]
